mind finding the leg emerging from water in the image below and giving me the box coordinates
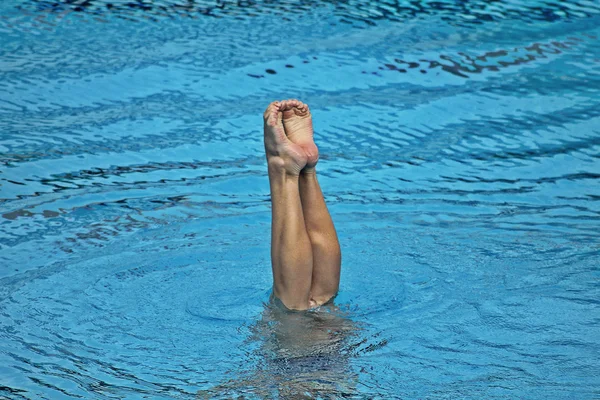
[264,100,341,310]
[281,99,341,305]
[264,101,313,310]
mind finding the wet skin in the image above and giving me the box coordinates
[263,99,341,310]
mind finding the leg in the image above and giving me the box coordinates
[299,171,341,305]
[280,100,342,306]
[263,101,313,310]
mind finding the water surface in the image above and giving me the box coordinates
[1,0,599,398]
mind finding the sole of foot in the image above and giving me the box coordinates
[279,99,319,171]
[263,101,308,176]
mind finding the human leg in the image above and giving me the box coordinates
[279,99,342,306]
[299,172,341,305]
[263,101,314,310]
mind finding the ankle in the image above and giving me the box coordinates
[267,157,302,177]
[300,167,317,177]
[267,156,285,171]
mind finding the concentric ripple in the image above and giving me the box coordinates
[1,0,599,398]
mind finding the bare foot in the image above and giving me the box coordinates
[279,99,319,172]
[263,101,308,176]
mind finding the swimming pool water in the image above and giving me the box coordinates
[1,0,599,398]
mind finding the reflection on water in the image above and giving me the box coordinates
[201,298,361,399]
[19,0,600,26]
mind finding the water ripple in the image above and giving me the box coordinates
[1,0,600,398]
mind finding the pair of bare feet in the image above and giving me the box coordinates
[263,99,319,175]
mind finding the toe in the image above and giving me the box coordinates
[286,99,309,115]
[290,99,303,110]
[295,103,310,117]
[279,99,302,111]
[263,103,274,120]
[279,99,291,111]
[263,101,281,124]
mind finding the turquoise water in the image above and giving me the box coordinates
[1,0,599,398]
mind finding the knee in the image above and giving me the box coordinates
[309,290,337,307]
[273,286,311,311]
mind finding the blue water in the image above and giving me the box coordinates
[1,0,599,398]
